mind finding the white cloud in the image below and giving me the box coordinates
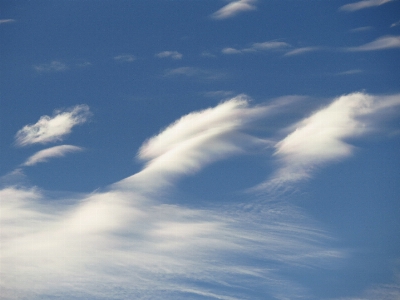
[22,145,83,166]
[1,96,344,298]
[252,41,290,50]
[117,95,271,190]
[0,184,342,300]
[33,61,68,73]
[222,47,242,54]
[156,51,183,60]
[284,47,319,56]
[350,26,374,33]
[113,54,136,62]
[337,69,363,75]
[347,35,400,51]
[222,41,290,55]
[0,19,16,24]
[258,92,400,190]
[339,0,393,12]
[211,0,257,20]
[15,105,90,147]
[391,20,400,28]
[164,67,226,80]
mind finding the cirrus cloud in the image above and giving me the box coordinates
[212,0,257,20]
[22,145,83,166]
[339,0,393,12]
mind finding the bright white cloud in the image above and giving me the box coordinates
[222,41,290,55]
[113,54,136,62]
[259,92,400,190]
[212,0,257,20]
[15,105,90,147]
[339,0,393,12]
[22,145,83,166]
[347,35,400,51]
[1,106,343,300]
[0,185,341,299]
[156,51,183,59]
[33,61,68,73]
[117,95,271,190]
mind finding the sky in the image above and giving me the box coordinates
[1,0,400,299]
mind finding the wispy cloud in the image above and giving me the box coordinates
[258,92,400,191]
[350,26,373,33]
[284,47,320,56]
[211,0,257,20]
[22,145,83,166]
[204,90,235,98]
[15,105,90,147]
[347,35,400,51]
[0,19,16,24]
[222,41,290,55]
[164,67,226,80]
[113,54,136,62]
[391,20,400,28]
[117,95,271,190]
[1,96,344,299]
[34,61,68,73]
[156,51,183,60]
[337,69,363,75]
[339,0,393,12]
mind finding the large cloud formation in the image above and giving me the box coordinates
[2,93,400,299]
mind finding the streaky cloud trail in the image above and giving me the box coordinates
[0,95,345,300]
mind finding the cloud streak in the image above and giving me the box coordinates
[347,35,400,51]
[3,93,399,299]
[114,54,136,62]
[212,0,257,19]
[284,47,320,56]
[339,0,393,12]
[22,145,83,166]
[34,61,68,73]
[15,105,90,147]
[156,51,183,60]
[1,97,345,299]
[222,41,290,55]
[260,92,400,190]
[0,19,16,24]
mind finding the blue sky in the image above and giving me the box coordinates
[1,0,400,299]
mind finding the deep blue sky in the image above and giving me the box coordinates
[1,1,400,299]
